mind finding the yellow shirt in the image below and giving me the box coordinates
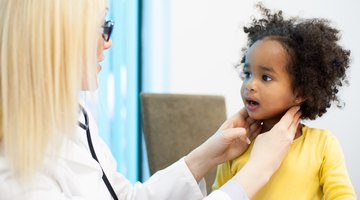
[212,126,356,200]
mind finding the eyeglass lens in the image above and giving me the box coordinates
[102,20,114,42]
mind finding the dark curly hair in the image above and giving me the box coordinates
[238,3,351,120]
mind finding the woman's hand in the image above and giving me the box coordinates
[185,108,262,182]
[233,106,301,198]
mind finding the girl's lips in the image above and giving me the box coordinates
[246,99,260,111]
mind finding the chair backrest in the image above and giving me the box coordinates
[140,93,227,192]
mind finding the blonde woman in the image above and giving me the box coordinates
[0,0,301,199]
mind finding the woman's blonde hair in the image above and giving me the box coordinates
[0,0,105,178]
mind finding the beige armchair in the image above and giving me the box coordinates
[140,93,227,193]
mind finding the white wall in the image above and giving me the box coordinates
[168,0,360,194]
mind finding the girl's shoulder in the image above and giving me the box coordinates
[302,125,333,139]
[301,125,340,149]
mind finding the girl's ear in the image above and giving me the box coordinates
[293,89,305,105]
[294,96,305,105]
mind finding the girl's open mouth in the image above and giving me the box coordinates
[246,100,259,111]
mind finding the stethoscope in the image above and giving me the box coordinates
[78,105,118,200]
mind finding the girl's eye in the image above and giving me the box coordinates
[262,75,272,81]
[240,71,251,80]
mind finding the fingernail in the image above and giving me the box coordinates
[246,137,251,144]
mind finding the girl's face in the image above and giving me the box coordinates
[241,38,300,126]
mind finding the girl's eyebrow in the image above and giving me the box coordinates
[259,65,277,74]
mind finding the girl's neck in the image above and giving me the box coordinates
[261,118,279,133]
[261,117,303,140]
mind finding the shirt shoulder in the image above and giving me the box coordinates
[300,126,335,150]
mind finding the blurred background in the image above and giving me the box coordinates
[87,0,360,194]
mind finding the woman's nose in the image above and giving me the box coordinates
[104,39,112,50]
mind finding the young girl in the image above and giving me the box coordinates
[0,0,304,199]
[212,4,356,200]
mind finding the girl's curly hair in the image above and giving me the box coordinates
[239,3,351,120]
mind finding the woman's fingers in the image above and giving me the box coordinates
[245,114,256,125]
[220,108,248,130]
[248,120,261,133]
[238,108,249,119]
[287,110,302,140]
[275,106,300,129]
[249,124,262,141]
[222,128,247,143]
[228,108,249,128]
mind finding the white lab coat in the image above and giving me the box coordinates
[0,108,238,200]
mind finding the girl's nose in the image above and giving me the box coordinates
[246,78,257,92]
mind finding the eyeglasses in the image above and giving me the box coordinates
[101,20,114,42]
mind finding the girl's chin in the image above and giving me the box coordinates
[246,111,262,120]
